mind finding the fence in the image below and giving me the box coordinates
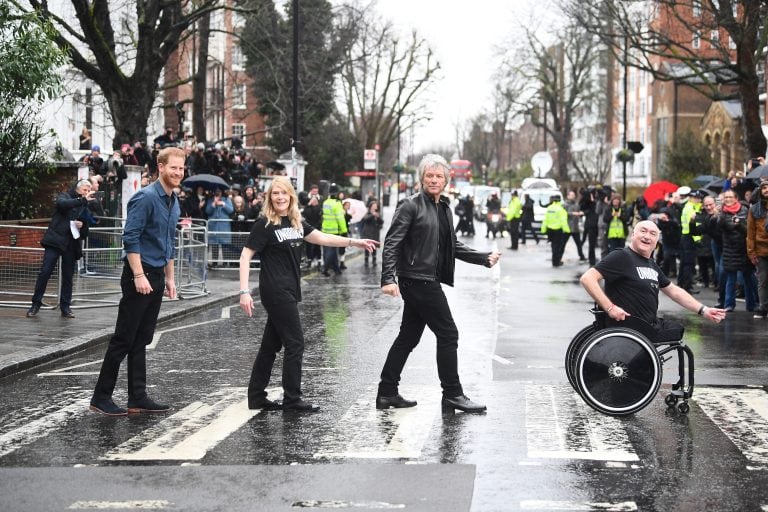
[206,218,261,270]
[0,217,221,310]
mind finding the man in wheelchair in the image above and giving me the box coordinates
[580,220,726,339]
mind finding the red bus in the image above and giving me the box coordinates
[449,160,473,194]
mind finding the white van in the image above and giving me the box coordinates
[519,178,561,227]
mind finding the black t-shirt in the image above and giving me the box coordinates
[245,217,314,305]
[594,247,671,324]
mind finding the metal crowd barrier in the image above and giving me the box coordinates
[206,218,260,270]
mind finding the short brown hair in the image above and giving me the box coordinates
[157,146,185,166]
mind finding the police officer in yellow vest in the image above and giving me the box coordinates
[605,195,628,253]
[321,183,348,276]
[678,186,703,294]
[541,194,570,266]
[506,190,522,250]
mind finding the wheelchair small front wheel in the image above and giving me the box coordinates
[575,328,662,416]
[665,394,678,407]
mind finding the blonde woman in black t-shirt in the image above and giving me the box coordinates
[238,176,379,412]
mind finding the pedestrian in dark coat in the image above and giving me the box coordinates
[718,190,758,311]
[27,180,95,318]
[359,200,384,266]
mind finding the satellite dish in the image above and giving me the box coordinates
[531,152,553,177]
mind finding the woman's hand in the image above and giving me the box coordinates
[240,293,254,317]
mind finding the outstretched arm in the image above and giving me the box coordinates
[661,283,726,323]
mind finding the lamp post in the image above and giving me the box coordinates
[622,35,628,201]
[291,0,300,177]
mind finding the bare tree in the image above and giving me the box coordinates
[497,21,602,182]
[339,6,440,162]
[18,0,224,147]
[564,0,768,158]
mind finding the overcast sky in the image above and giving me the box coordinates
[374,0,556,153]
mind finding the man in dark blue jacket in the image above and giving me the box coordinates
[377,154,501,414]
[27,179,95,318]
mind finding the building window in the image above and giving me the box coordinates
[729,36,737,50]
[232,83,246,109]
[232,124,245,147]
[710,30,719,46]
[692,33,701,49]
[232,44,245,71]
[692,2,701,17]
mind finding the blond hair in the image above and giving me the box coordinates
[262,176,302,230]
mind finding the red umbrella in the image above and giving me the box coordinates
[643,180,679,206]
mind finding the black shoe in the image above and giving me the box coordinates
[321,270,331,277]
[753,309,768,319]
[89,399,128,416]
[126,396,171,414]
[283,399,320,412]
[725,306,735,312]
[714,303,724,309]
[26,304,40,318]
[376,394,417,410]
[61,310,75,318]
[441,395,487,414]
[339,262,347,270]
[248,397,282,410]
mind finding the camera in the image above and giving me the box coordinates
[751,158,761,169]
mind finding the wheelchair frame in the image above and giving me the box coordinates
[565,308,695,416]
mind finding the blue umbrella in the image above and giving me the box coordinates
[183,174,230,191]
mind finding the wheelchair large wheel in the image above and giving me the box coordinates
[575,328,662,416]
[565,324,598,391]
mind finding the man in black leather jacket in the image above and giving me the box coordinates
[376,154,501,414]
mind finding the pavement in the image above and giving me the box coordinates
[0,269,244,379]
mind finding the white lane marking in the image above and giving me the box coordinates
[103,387,279,461]
[525,385,639,462]
[37,372,100,377]
[0,390,90,458]
[148,318,226,349]
[695,387,768,469]
[166,369,230,374]
[313,386,437,459]
[520,500,638,511]
[221,305,237,319]
[461,345,514,366]
[68,501,172,510]
[291,501,405,509]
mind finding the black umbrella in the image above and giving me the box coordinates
[183,174,230,191]
[265,161,286,171]
[703,177,727,192]
[746,165,768,180]
[691,174,720,188]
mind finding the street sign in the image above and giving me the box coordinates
[364,149,377,170]
[531,152,553,177]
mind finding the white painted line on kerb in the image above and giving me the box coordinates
[68,500,172,510]
[525,384,639,462]
[520,500,638,511]
[148,318,226,349]
[102,387,278,462]
[696,387,768,469]
[0,390,90,458]
[313,386,437,459]
[38,360,102,377]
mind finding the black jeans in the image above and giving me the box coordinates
[248,301,305,405]
[32,242,77,311]
[508,219,520,249]
[583,227,598,266]
[92,264,165,402]
[378,279,463,398]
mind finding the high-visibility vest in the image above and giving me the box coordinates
[506,196,522,221]
[321,198,347,235]
[607,207,625,239]
[541,202,570,233]
[681,201,702,242]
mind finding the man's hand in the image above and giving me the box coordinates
[381,283,400,298]
[134,275,153,295]
[487,250,501,267]
[164,278,177,299]
[607,304,629,321]
[702,306,726,324]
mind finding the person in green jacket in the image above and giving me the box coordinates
[541,195,570,266]
[506,190,522,250]
[321,183,348,276]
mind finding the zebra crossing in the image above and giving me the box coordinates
[0,385,767,468]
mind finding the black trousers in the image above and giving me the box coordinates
[31,242,78,311]
[678,236,697,291]
[548,229,567,265]
[583,227,598,266]
[378,279,463,398]
[248,301,305,405]
[508,219,520,249]
[92,264,165,402]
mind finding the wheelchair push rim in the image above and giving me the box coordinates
[575,328,662,416]
[565,324,597,391]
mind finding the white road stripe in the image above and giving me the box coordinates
[695,387,768,469]
[0,389,90,458]
[520,500,638,511]
[291,501,405,509]
[68,501,172,510]
[525,385,639,462]
[37,372,100,377]
[148,318,226,349]
[103,387,279,461]
[313,386,437,459]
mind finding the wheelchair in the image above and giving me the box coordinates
[565,307,695,416]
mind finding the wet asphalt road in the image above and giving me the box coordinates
[1,230,768,512]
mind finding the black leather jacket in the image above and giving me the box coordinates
[381,191,490,287]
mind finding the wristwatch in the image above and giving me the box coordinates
[239,289,251,295]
